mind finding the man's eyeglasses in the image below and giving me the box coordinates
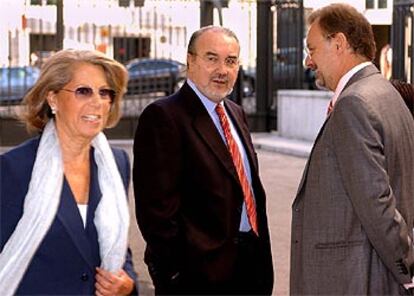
[305,33,336,58]
[191,53,239,69]
[60,86,116,102]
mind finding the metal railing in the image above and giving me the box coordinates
[392,0,414,83]
[1,0,310,142]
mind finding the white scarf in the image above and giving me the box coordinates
[0,120,130,295]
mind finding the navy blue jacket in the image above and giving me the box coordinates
[0,137,137,295]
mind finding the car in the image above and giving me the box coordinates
[125,58,186,96]
[0,66,40,104]
[243,47,316,93]
[273,47,316,90]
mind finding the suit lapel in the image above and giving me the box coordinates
[85,154,102,266]
[294,116,330,202]
[57,178,96,270]
[86,151,101,229]
[181,84,240,183]
[193,107,241,183]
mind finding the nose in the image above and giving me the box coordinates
[216,60,229,73]
[304,54,315,70]
[88,90,103,105]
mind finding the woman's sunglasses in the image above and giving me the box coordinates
[60,86,116,102]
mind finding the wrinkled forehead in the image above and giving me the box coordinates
[195,30,240,56]
[306,22,324,47]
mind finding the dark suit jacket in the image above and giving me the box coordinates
[133,82,273,294]
[0,137,137,295]
[290,65,414,295]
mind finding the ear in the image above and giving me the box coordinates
[46,90,57,109]
[334,32,348,54]
[187,53,196,69]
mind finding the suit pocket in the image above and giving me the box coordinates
[314,240,365,264]
[315,240,364,249]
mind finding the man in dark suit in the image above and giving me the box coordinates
[290,4,414,295]
[133,26,274,295]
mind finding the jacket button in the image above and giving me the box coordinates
[81,273,89,281]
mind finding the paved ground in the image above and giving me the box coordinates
[111,140,307,296]
[0,138,308,296]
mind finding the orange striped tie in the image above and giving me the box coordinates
[215,104,258,236]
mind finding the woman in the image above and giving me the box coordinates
[390,79,414,117]
[0,49,137,295]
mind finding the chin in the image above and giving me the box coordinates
[315,80,329,91]
[315,83,329,91]
[81,127,103,140]
[204,91,224,102]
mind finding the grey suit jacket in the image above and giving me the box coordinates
[290,65,414,295]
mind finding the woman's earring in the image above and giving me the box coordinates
[51,106,56,115]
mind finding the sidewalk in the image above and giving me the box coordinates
[252,132,313,158]
[112,132,314,159]
[1,133,314,159]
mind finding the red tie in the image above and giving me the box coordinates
[327,99,334,115]
[215,104,258,236]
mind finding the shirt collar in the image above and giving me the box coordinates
[187,78,224,115]
[332,61,372,105]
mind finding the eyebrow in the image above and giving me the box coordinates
[204,51,238,59]
[205,51,218,57]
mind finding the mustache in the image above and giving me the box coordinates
[211,74,229,83]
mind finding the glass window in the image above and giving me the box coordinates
[134,0,144,6]
[31,0,57,5]
[119,0,130,7]
[366,0,374,9]
[378,0,387,9]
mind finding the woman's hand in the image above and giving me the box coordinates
[95,267,134,296]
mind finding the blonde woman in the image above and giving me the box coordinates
[0,49,137,295]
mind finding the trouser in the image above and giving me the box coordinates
[162,230,272,295]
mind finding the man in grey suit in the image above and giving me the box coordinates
[290,3,414,295]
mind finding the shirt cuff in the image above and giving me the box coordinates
[403,279,414,290]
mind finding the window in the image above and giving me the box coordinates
[31,0,58,5]
[119,0,130,7]
[366,0,388,9]
[378,0,387,9]
[134,0,144,6]
[113,37,150,64]
[365,0,374,9]
[119,0,144,7]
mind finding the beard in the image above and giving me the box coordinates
[206,86,233,101]
[201,76,235,102]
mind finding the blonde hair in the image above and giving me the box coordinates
[20,49,128,132]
